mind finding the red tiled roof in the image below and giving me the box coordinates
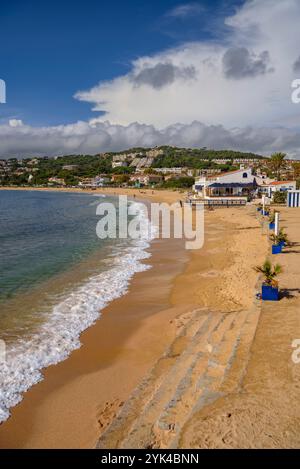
[269,181,295,186]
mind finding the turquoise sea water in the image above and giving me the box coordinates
[0,190,112,301]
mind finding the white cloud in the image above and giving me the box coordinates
[1,119,300,159]
[9,119,23,128]
[75,0,300,130]
[166,3,204,19]
[2,0,300,159]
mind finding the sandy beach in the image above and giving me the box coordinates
[0,188,299,448]
[2,0,300,454]
[179,207,300,449]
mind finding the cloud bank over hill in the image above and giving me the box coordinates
[2,0,300,158]
[2,118,300,158]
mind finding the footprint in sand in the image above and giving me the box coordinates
[97,399,124,431]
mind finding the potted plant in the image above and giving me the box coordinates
[277,228,289,247]
[269,211,276,230]
[258,202,269,216]
[255,259,282,301]
[270,229,289,253]
[262,207,269,216]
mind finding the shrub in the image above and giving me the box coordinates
[273,191,287,204]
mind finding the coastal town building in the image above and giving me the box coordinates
[30,158,39,165]
[130,174,163,186]
[112,161,128,169]
[193,166,297,202]
[193,167,257,199]
[154,167,187,175]
[112,154,129,162]
[131,157,155,170]
[143,174,163,185]
[78,175,111,187]
[259,180,297,197]
[207,158,263,166]
[198,168,220,177]
[48,177,65,186]
[62,165,78,171]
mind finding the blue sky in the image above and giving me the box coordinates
[1,0,243,125]
[1,0,300,158]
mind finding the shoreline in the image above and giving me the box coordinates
[0,195,268,448]
[0,234,190,449]
[0,185,187,205]
[0,187,298,448]
[0,189,159,425]
[0,188,190,448]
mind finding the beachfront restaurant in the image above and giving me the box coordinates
[204,181,257,198]
[193,168,257,200]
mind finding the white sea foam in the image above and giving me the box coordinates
[0,201,156,423]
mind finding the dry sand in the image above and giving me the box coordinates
[0,187,299,448]
[179,207,300,449]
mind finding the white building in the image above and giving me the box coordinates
[259,180,297,197]
[154,167,186,175]
[79,176,111,187]
[48,177,65,186]
[193,167,257,199]
[112,161,128,169]
[112,154,128,162]
[130,174,163,186]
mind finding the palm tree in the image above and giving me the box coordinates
[270,152,286,181]
[254,259,282,286]
[270,228,289,246]
[269,210,276,223]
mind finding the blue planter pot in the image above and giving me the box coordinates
[272,244,282,254]
[269,222,275,230]
[262,210,269,216]
[257,207,262,212]
[262,284,279,301]
[279,241,286,248]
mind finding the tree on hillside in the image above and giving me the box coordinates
[292,162,300,189]
[270,152,286,180]
[143,168,158,175]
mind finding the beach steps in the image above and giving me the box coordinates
[97,305,260,449]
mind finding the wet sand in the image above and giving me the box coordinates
[0,197,267,448]
[0,235,189,448]
[0,188,189,448]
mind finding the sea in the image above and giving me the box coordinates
[0,190,154,423]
